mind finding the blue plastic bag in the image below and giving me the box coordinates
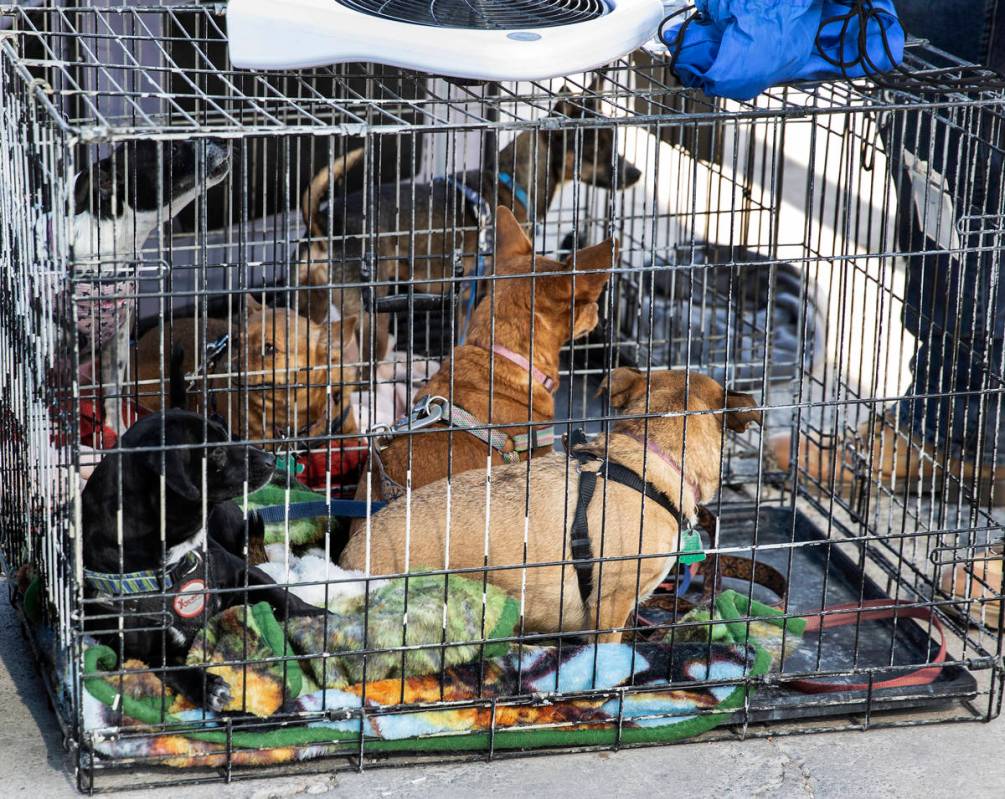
[662,0,904,101]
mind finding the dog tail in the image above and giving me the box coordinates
[168,343,187,410]
[302,146,366,237]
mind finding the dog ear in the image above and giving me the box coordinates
[564,239,616,302]
[551,85,586,119]
[579,71,606,115]
[565,238,618,272]
[595,367,648,409]
[144,448,201,502]
[550,80,603,119]
[312,316,360,368]
[586,70,606,96]
[334,316,360,367]
[494,205,533,258]
[551,72,606,119]
[723,390,762,433]
[571,301,600,340]
[245,292,264,315]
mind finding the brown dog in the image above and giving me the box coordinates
[295,87,641,359]
[341,368,761,642]
[135,296,359,448]
[354,206,615,507]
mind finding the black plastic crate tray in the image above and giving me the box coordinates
[675,505,977,722]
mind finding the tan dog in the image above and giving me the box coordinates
[135,296,359,448]
[355,206,616,506]
[341,368,761,642]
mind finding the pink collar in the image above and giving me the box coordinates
[488,344,557,393]
[620,430,701,511]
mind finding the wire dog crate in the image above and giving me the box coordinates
[1,3,1003,792]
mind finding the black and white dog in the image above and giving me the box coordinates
[81,410,323,711]
[72,139,230,435]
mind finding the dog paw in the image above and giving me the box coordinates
[103,400,124,437]
[205,674,232,712]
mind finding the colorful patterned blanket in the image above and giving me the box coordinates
[79,590,802,768]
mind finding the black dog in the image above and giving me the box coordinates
[81,409,322,712]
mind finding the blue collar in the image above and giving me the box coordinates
[498,171,532,215]
[442,175,493,232]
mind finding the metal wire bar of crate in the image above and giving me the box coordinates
[0,2,1002,792]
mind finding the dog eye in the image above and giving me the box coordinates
[263,342,276,356]
[208,447,227,469]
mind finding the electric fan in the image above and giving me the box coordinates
[227,0,665,81]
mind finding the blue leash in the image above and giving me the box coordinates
[443,175,494,345]
[675,561,694,596]
[255,498,387,524]
[498,171,532,212]
[460,249,485,345]
[448,171,534,344]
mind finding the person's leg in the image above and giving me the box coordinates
[887,0,1004,475]
[892,0,999,66]
[771,3,1005,499]
[887,98,1005,468]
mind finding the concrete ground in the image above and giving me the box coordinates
[2,581,1003,798]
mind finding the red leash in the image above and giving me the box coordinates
[785,599,947,693]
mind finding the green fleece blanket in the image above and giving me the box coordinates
[661,590,807,661]
[285,573,518,688]
[176,572,517,716]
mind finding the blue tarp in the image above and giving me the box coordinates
[661,0,905,101]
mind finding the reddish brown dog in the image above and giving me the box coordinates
[355,206,616,506]
[341,368,762,641]
[135,295,359,448]
[295,85,642,361]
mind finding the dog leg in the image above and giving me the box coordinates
[109,626,234,713]
[102,308,131,438]
[244,565,330,618]
[595,594,636,644]
[219,549,329,618]
[163,664,233,713]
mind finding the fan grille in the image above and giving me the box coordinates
[335,0,609,30]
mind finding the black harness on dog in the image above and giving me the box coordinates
[567,429,694,606]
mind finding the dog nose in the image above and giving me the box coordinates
[623,165,642,186]
[260,450,276,470]
[203,138,231,173]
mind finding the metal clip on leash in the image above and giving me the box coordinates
[369,394,449,450]
[183,332,230,390]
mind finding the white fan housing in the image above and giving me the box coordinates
[227,0,665,81]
